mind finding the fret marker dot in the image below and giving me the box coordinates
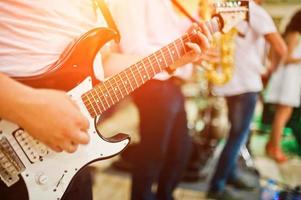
[115,88,118,91]
[172,51,175,54]
[105,94,108,97]
[124,81,127,84]
[159,59,162,62]
[143,75,146,79]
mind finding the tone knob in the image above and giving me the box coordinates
[36,173,48,185]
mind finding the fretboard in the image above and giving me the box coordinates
[81,17,222,117]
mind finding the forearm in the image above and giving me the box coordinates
[265,33,288,64]
[0,73,34,123]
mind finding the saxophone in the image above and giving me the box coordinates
[199,0,237,86]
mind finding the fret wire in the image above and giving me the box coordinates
[155,51,165,70]
[166,45,175,64]
[146,57,156,76]
[172,41,181,59]
[112,71,139,94]
[149,54,161,74]
[85,94,97,116]
[123,70,134,92]
[89,90,102,114]
[117,73,129,94]
[83,93,98,116]
[180,35,188,54]
[97,85,111,109]
[95,86,110,110]
[91,90,105,114]
[102,81,115,106]
[115,73,126,94]
[159,48,168,67]
[112,76,125,100]
[93,86,107,112]
[107,78,120,103]
[82,33,195,112]
[175,38,186,56]
[152,52,162,72]
[139,60,150,81]
[121,71,134,92]
[84,91,107,117]
[134,63,145,84]
[162,46,173,66]
[129,67,139,88]
[83,93,102,116]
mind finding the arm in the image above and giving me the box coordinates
[284,32,301,65]
[0,73,90,153]
[264,32,288,70]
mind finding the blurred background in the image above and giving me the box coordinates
[91,0,301,199]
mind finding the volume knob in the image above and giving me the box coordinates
[36,173,48,185]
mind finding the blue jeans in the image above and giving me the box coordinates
[131,79,192,200]
[209,92,258,192]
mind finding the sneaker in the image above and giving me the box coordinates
[227,176,256,191]
[206,189,243,200]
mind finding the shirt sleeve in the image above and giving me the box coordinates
[249,2,277,36]
[109,0,162,56]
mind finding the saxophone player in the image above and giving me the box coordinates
[208,0,287,199]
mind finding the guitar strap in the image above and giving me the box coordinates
[170,0,198,23]
[94,0,120,43]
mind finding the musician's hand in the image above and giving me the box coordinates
[185,22,212,61]
[170,23,212,69]
[17,89,90,153]
[199,46,221,64]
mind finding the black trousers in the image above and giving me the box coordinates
[131,79,192,200]
[0,167,93,200]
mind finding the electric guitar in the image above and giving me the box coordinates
[0,2,248,199]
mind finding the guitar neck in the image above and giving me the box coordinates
[82,17,222,117]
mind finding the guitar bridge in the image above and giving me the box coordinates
[0,136,25,187]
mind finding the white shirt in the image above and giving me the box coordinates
[0,0,107,80]
[214,1,277,96]
[109,0,193,80]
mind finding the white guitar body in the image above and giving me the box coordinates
[0,77,130,200]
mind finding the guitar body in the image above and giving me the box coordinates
[0,28,130,200]
[15,27,113,90]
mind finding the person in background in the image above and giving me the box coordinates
[265,10,301,163]
[209,0,287,199]
[0,1,212,200]
[109,0,212,199]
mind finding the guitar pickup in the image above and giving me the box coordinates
[13,129,49,163]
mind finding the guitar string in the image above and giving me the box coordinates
[82,36,190,116]
[83,20,220,115]
[82,21,220,115]
[81,32,197,115]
